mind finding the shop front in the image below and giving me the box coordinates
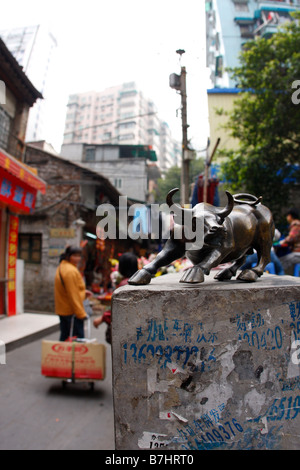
[0,148,46,316]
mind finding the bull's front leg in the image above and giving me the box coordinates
[180,249,224,284]
[128,238,186,285]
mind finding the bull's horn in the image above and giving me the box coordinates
[166,188,193,224]
[166,188,180,208]
[216,191,234,222]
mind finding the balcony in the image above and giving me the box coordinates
[254,0,298,36]
[0,120,25,161]
[259,22,279,37]
[256,1,300,12]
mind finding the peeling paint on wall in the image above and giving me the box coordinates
[112,273,300,450]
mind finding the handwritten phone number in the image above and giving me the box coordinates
[182,419,243,450]
[122,343,215,369]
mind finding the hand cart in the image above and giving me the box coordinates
[41,312,106,390]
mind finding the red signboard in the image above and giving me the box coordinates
[0,149,46,194]
[6,215,19,316]
[0,209,4,315]
[0,167,37,213]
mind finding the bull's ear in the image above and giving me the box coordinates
[216,191,234,223]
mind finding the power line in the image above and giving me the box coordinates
[63,111,159,137]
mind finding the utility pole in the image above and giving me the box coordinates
[180,64,189,206]
[203,137,220,203]
[169,49,190,206]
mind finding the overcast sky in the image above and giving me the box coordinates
[0,0,211,153]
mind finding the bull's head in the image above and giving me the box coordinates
[166,188,234,246]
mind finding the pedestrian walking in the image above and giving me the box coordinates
[278,208,300,272]
[55,245,92,341]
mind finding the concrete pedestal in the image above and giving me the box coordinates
[112,272,300,450]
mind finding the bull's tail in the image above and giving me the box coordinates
[233,193,262,206]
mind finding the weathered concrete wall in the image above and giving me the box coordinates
[112,272,300,450]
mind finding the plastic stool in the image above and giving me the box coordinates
[294,264,300,277]
[264,262,276,274]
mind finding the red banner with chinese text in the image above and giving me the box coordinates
[0,149,46,194]
[0,167,37,214]
[6,215,19,316]
[0,209,4,315]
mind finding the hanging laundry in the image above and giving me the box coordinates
[191,174,220,207]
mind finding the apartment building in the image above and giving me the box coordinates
[206,0,300,88]
[0,25,57,142]
[62,82,181,172]
[206,0,300,154]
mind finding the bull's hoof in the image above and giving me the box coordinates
[128,269,152,285]
[237,269,258,282]
[180,266,204,284]
[214,268,234,281]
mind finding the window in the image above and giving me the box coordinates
[118,133,135,141]
[0,108,11,151]
[216,55,224,77]
[240,24,254,38]
[120,101,135,108]
[18,234,42,264]
[114,178,122,189]
[103,132,112,141]
[118,122,136,130]
[85,147,95,161]
[120,112,135,120]
[234,2,249,12]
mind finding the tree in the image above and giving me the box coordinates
[155,158,205,204]
[219,12,300,218]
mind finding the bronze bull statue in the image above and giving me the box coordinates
[128,188,275,285]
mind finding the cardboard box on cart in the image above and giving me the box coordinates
[41,340,106,381]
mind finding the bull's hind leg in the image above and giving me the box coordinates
[214,255,247,281]
[237,268,259,282]
[237,243,272,282]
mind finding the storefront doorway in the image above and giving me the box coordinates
[0,150,46,316]
[0,208,7,315]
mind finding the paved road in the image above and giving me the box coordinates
[0,324,115,450]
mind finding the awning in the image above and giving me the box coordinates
[234,16,255,24]
[256,5,297,13]
[0,148,46,194]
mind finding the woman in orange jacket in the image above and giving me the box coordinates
[55,246,91,341]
